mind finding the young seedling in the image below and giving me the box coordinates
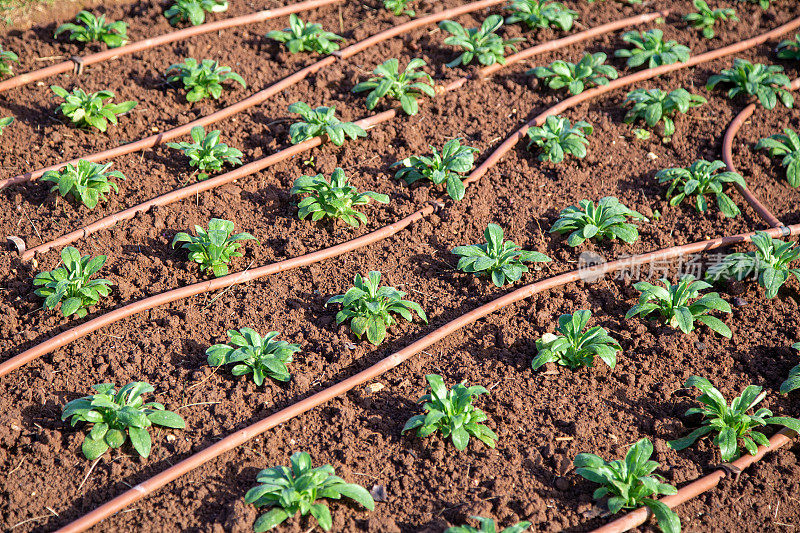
[655,159,746,218]
[166,125,242,180]
[164,0,228,26]
[615,29,690,69]
[625,276,732,337]
[0,116,13,134]
[446,517,531,533]
[623,88,707,137]
[291,168,389,227]
[0,45,18,76]
[684,0,737,39]
[705,231,800,298]
[529,52,618,95]
[265,14,343,55]
[706,59,793,110]
[439,15,523,67]
[288,102,367,146]
[776,34,800,61]
[452,223,551,287]
[352,58,435,116]
[532,310,620,370]
[669,376,800,461]
[51,85,137,132]
[755,128,800,187]
[505,0,577,31]
[206,328,299,384]
[739,0,772,9]
[392,138,478,201]
[325,271,426,345]
[245,451,374,531]
[171,218,258,277]
[781,342,800,394]
[384,0,415,16]
[54,10,129,48]
[402,374,497,451]
[550,197,647,246]
[574,438,680,533]
[526,115,592,163]
[165,58,246,102]
[41,159,125,209]
[34,246,112,318]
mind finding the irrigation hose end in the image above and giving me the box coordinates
[7,235,26,254]
[779,225,791,237]
[70,56,85,76]
[718,463,743,484]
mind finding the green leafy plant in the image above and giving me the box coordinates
[669,376,800,461]
[41,159,125,209]
[532,310,620,370]
[265,13,343,55]
[755,128,800,187]
[165,58,246,102]
[452,223,551,287]
[166,125,242,180]
[62,382,184,460]
[739,0,772,9]
[625,275,732,337]
[439,15,523,68]
[402,374,497,451]
[0,45,18,76]
[171,218,258,277]
[529,52,618,95]
[34,246,112,318]
[623,88,707,137]
[526,115,593,163]
[290,167,389,226]
[0,116,14,134]
[780,342,800,394]
[706,231,800,298]
[586,0,643,3]
[574,438,680,533]
[164,0,228,26]
[244,451,374,531]
[51,85,137,132]
[615,29,690,69]
[288,102,367,146]
[505,0,577,31]
[54,10,129,48]
[206,328,299,384]
[392,138,478,201]
[684,0,737,39]
[352,58,435,116]
[446,517,531,533]
[706,59,793,110]
[384,0,415,16]
[550,196,647,246]
[655,159,746,218]
[776,34,800,60]
[326,271,426,345]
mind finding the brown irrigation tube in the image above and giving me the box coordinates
[53,224,800,533]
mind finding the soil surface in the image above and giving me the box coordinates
[1,0,799,532]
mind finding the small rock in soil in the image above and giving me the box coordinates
[694,341,706,351]
[554,476,570,491]
[733,297,748,307]
[370,484,388,502]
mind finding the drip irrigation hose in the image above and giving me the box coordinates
[52,223,800,533]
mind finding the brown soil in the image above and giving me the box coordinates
[1,0,799,532]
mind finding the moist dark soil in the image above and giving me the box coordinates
[1,0,800,532]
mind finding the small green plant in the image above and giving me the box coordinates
[505,0,577,31]
[206,328,299,384]
[290,167,389,226]
[739,0,772,9]
[34,246,112,318]
[706,231,800,298]
[615,29,690,69]
[526,115,593,163]
[165,58,246,102]
[439,15,523,68]
[265,14,343,54]
[51,85,137,132]
[776,34,800,60]
[54,10,129,48]
[550,196,647,246]
[532,310,620,370]
[623,88,707,137]
[41,159,125,209]
[352,58,435,116]
[755,128,800,187]
[706,59,793,110]
[166,125,242,180]
[326,271,426,345]
[171,218,258,277]
[574,438,680,533]
[0,116,14,134]
[0,45,18,76]
[625,275,732,337]
[245,451,374,531]
[402,374,497,451]
[632,128,651,140]
[529,52,618,95]
[446,517,531,533]
[164,0,228,26]
[655,159,746,218]
[780,342,800,394]
[392,138,478,201]
[383,0,415,16]
[452,223,551,287]
[684,0,737,39]
[288,102,367,146]
[669,376,800,461]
